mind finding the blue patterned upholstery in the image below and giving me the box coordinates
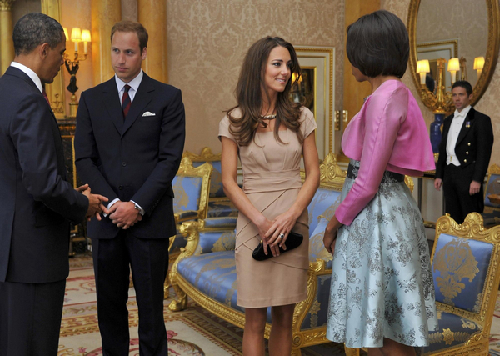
[193,229,236,255]
[432,233,492,312]
[177,251,242,312]
[203,217,237,229]
[308,218,332,269]
[172,175,203,222]
[193,161,225,199]
[424,311,481,353]
[207,200,238,218]
[307,187,342,235]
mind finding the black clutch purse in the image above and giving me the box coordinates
[252,232,303,261]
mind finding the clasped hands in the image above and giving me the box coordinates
[256,211,297,258]
[108,201,142,229]
[76,184,108,221]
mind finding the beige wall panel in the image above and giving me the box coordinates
[167,0,345,155]
[91,0,121,85]
[138,0,166,83]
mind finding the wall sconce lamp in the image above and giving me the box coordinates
[417,59,430,84]
[474,56,485,76]
[447,58,460,84]
[63,27,91,118]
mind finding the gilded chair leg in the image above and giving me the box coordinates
[168,283,187,311]
[344,346,360,356]
[290,347,302,356]
[163,274,170,299]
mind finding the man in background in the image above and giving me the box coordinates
[0,13,107,355]
[434,80,494,224]
[75,21,185,355]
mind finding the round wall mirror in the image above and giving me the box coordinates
[408,0,500,110]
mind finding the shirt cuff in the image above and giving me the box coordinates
[103,198,120,218]
[130,200,145,215]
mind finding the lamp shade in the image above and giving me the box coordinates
[82,29,91,43]
[71,28,82,43]
[417,60,430,74]
[63,28,68,41]
[447,58,460,72]
[473,57,485,70]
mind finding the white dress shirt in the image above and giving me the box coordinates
[10,62,43,93]
[106,70,145,215]
[446,105,471,166]
[116,69,143,104]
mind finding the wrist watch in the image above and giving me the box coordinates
[133,202,145,215]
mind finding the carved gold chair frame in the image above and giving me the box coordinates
[182,147,228,203]
[168,153,347,356]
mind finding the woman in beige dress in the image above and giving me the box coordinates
[219,37,320,356]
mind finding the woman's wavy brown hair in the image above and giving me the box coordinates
[226,37,303,146]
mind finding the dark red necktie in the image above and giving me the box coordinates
[42,90,50,106]
[122,84,132,120]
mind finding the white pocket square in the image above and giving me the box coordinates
[142,111,156,117]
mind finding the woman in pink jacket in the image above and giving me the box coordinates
[323,10,438,355]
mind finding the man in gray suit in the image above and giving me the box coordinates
[0,13,107,356]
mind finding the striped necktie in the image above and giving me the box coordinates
[122,84,132,120]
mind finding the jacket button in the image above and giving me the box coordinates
[122,162,127,167]
[464,159,468,163]
[119,185,123,190]
[468,142,471,146]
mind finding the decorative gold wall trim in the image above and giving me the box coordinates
[408,0,500,109]
[41,0,66,119]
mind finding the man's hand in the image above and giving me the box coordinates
[75,183,89,193]
[469,180,481,195]
[434,178,442,191]
[83,188,109,221]
[108,201,142,229]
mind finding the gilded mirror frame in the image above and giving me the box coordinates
[408,0,500,108]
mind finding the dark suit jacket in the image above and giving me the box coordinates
[74,73,185,240]
[435,107,493,183]
[0,67,88,283]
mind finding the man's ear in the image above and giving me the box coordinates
[468,94,473,101]
[141,47,147,60]
[39,43,50,59]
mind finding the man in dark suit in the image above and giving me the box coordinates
[434,80,494,224]
[0,13,107,356]
[74,21,185,355]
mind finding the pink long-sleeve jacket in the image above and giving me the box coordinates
[335,79,435,226]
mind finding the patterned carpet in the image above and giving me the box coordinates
[59,256,500,356]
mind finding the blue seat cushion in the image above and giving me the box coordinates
[432,233,493,312]
[194,229,236,255]
[193,161,225,199]
[203,217,237,229]
[207,200,238,218]
[422,310,481,353]
[178,251,273,323]
[307,188,342,235]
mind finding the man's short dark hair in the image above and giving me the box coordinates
[452,80,473,96]
[111,21,148,51]
[346,10,409,78]
[12,13,64,56]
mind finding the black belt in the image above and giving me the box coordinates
[347,163,404,183]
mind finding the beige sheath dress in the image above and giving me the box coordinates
[218,107,317,308]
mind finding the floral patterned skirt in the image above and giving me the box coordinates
[326,160,438,348]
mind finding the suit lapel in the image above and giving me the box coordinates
[121,74,154,135]
[100,78,124,135]
[456,108,475,145]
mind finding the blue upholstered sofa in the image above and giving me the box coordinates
[168,154,349,355]
[183,148,238,228]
